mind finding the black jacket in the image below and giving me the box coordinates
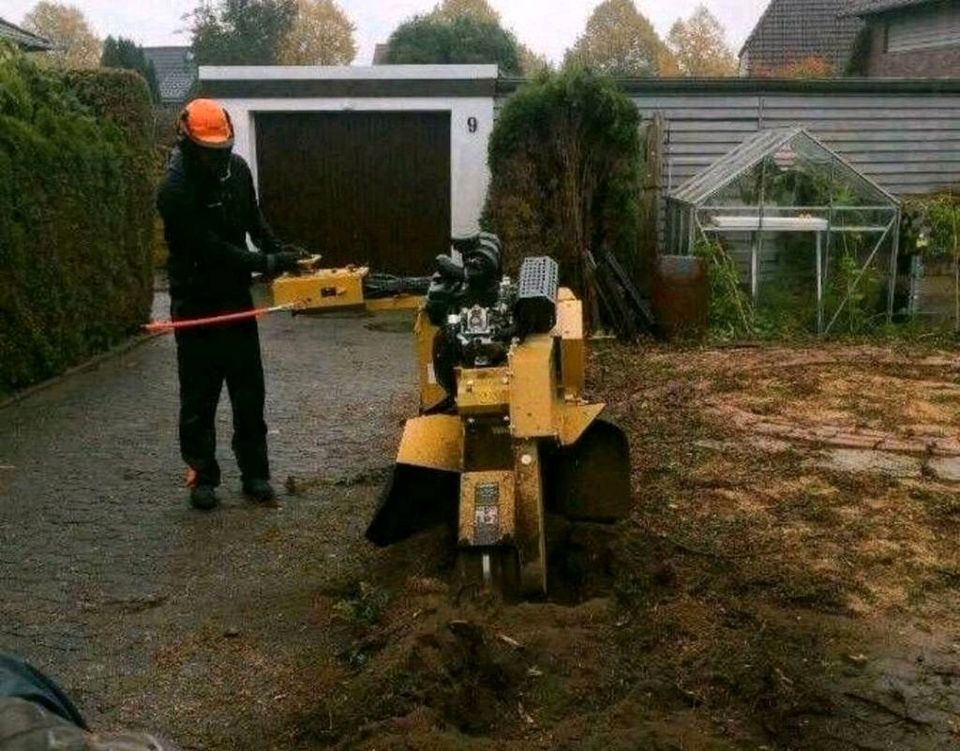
[157,146,280,316]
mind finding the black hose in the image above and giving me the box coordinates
[362,273,432,299]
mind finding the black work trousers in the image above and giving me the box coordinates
[174,319,270,487]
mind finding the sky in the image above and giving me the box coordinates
[3,0,771,63]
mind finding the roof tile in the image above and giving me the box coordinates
[741,0,863,73]
[143,46,198,104]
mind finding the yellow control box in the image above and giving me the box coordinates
[271,267,368,310]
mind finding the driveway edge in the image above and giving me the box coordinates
[0,331,165,411]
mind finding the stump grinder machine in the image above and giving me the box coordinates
[270,234,632,597]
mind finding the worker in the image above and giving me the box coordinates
[157,99,305,511]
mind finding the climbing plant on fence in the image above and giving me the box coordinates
[483,67,644,317]
[0,45,154,393]
[902,192,960,329]
[695,239,755,339]
[903,194,960,262]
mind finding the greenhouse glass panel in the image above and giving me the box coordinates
[666,127,901,334]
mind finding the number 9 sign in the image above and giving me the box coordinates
[467,116,479,133]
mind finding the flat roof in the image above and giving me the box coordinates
[498,76,960,95]
[199,65,498,81]
[196,66,960,100]
[198,65,500,99]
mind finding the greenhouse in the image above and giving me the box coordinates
[665,127,901,334]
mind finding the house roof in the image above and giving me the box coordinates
[840,0,942,17]
[740,0,864,73]
[0,17,53,51]
[497,76,960,94]
[143,46,197,104]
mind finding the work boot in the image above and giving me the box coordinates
[190,484,219,511]
[243,478,277,505]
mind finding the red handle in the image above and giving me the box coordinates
[145,304,292,334]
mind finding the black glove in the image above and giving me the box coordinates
[435,254,466,282]
[266,251,304,275]
[282,243,310,257]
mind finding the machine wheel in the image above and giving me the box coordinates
[457,547,521,599]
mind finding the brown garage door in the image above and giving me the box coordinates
[255,111,451,275]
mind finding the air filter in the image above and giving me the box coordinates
[515,256,559,336]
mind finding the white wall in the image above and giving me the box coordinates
[216,95,495,238]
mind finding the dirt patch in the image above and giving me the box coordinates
[224,341,960,750]
[584,341,960,749]
[10,323,960,750]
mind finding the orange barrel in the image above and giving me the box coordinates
[652,255,707,339]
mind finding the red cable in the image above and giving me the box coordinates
[145,304,293,334]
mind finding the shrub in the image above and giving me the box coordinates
[695,233,888,341]
[902,192,960,260]
[0,47,154,393]
[695,239,755,339]
[100,36,161,103]
[845,27,872,77]
[756,56,836,79]
[484,67,643,317]
[383,14,522,74]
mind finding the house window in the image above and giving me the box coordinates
[886,5,960,52]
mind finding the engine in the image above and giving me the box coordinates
[450,276,517,368]
[425,236,559,404]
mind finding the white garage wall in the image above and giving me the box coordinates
[202,66,498,238]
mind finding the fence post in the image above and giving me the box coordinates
[639,112,665,294]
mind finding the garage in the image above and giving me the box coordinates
[197,64,498,275]
[256,111,451,274]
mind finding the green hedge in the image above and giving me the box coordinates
[483,67,643,301]
[0,47,154,393]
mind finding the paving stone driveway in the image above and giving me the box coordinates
[0,295,416,737]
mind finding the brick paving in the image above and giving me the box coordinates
[0,294,416,734]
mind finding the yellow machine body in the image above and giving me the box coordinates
[268,263,629,597]
[272,266,368,310]
[369,287,630,597]
[414,288,586,413]
[395,415,461,473]
[269,266,423,313]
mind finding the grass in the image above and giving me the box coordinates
[911,486,960,518]
[333,581,390,627]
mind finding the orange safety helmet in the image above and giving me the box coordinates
[178,99,235,150]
